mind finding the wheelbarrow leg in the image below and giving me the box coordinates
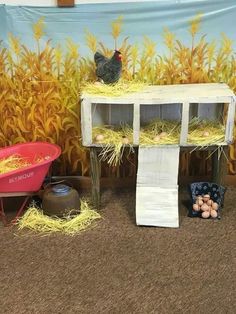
[0,198,7,226]
[10,195,31,225]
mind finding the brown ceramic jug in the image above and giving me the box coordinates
[42,184,80,216]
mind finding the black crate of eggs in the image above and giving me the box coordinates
[189,182,226,219]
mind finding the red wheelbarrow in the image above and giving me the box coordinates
[0,142,61,225]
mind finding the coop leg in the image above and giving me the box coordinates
[90,147,101,209]
[212,146,228,186]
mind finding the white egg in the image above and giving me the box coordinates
[95,134,104,142]
[153,135,161,142]
[160,132,167,138]
[203,131,210,137]
[122,137,129,144]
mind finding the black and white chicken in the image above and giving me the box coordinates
[94,50,122,84]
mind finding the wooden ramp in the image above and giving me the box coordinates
[136,146,180,228]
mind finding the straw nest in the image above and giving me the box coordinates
[16,199,101,235]
[93,125,134,166]
[0,154,30,175]
[92,118,225,166]
[139,119,181,145]
[187,118,225,145]
[83,81,146,97]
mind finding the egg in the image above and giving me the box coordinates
[94,81,102,86]
[95,134,104,142]
[197,199,203,206]
[160,132,167,138]
[202,211,210,219]
[153,135,161,142]
[207,199,213,206]
[122,137,129,144]
[203,131,210,137]
[210,209,218,218]
[203,194,210,202]
[201,203,209,211]
[193,204,200,211]
[212,202,219,211]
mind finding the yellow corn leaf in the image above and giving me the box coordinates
[14,118,30,133]
[12,137,27,144]
[54,44,62,64]
[85,29,97,53]
[66,38,79,60]
[8,33,21,55]
[111,16,123,40]
[221,33,233,56]
[189,13,202,37]
[33,17,45,41]
[228,161,236,174]
[163,27,175,50]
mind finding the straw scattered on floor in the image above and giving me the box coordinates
[16,199,101,235]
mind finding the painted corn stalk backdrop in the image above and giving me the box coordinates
[0,2,236,176]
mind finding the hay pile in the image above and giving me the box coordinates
[0,154,30,174]
[17,199,101,235]
[83,81,146,97]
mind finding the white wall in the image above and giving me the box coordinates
[0,0,157,5]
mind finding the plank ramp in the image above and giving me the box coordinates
[136,146,180,228]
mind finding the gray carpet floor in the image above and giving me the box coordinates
[0,187,235,314]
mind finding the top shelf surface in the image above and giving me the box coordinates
[82,83,235,104]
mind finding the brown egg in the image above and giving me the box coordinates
[122,137,129,144]
[95,134,104,142]
[193,204,200,211]
[197,199,203,206]
[203,194,210,202]
[160,132,167,138]
[201,203,209,211]
[153,135,161,142]
[212,202,219,211]
[210,209,218,218]
[202,211,210,219]
[207,199,213,206]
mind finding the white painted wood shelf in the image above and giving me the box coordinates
[81,83,236,147]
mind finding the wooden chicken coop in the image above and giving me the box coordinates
[81,83,236,227]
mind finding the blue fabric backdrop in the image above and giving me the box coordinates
[0,0,236,56]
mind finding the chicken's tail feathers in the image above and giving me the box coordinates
[94,51,106,65]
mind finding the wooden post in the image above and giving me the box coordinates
[90,147,101,209]
[57,0,75,7]
[180,101,190,145]
[212,146,228,186]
